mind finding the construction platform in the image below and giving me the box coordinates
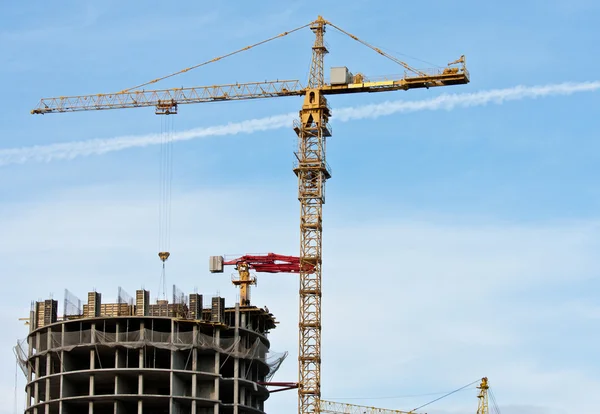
[18,288,283,414]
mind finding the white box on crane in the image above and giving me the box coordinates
[330,67,353,85]
[209,256,224,273]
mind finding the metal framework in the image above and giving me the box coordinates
[217,253,312,307]
[30,16,470,414]
[320,400,416,414]
[31,80,304,114]
[293,16,330,414]
[476,377,489,414]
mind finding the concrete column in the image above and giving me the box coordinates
[239,313,247,408]
[139,321,144,395]
[26,378,32,410]
[26,332,34,409]
[191,371,197,397]
[214,327,220,414]
[170,319,175,414]
[45,378,50,414]
[34,356,40,405]
[139,321,146,414]
[138,350,144,392]
[115,321,120,366]
[58,324,65,414]
[234,304,240,414]
[90,347,95,414]
[192,325,198,372]
[46,334,52,410]
[91,322,96,345]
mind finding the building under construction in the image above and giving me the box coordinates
[18,287,283,414]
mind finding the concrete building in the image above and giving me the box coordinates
[22,288,281,414]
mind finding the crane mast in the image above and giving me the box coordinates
[476,377,489,414]
[296,15,330,414]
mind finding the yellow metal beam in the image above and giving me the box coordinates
[31,80,304,114]
[320,400,418,414]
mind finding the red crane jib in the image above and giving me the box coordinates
[222,253,314,273]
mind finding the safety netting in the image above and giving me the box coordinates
[31,329,286,380]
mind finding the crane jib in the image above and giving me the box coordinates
[31,69,468,115]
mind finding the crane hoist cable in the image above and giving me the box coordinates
[157,114,174,300]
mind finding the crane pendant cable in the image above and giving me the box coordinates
[157,114,174,300]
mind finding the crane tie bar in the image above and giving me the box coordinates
[120,23,313,93]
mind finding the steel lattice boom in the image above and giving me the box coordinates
[476,377,489,414]
[31,69,469,115]
[31,16,469,414]
[294,16,329,414]
[320,400,417,414]
[31,80,304,114]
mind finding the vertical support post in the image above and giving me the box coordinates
[59,322,65,414]
[213,327,221,414]
[34,332,40,407]
[138,321,145,414]
[240,312,247,407]
[170,318,175,414]
[233,304,240,414]
[192,324,198,414]
[27,331,33,410]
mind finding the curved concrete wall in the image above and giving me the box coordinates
[24,316,271,414]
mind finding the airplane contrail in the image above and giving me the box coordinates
[2,81,599,167]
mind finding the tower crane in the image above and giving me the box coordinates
[476,377,489,414]
[31,16,469,414]
[209,253,314,306]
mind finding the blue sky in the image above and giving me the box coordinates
[1,1,600,413]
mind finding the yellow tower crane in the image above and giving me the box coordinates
[31,16,469,414]
[476,377,489,414]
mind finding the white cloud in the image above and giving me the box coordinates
[2,183,599,413]
[3,81,600,167]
